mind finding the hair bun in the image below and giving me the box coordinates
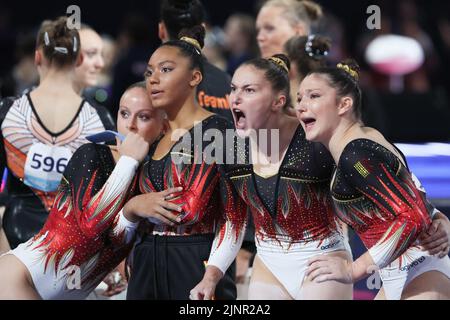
[37,16,80,67]
[299,0,323,22]
[178,24,205,50]
[305,35,330,59]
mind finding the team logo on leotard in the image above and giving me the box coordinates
[354,161,370,178]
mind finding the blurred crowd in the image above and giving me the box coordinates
[0,0,449,135]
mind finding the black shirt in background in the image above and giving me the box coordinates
[197,60,233,124]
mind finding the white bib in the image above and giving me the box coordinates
[24,143,72,192]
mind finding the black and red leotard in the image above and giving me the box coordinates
[331,139,434,268]
[126,115,247,299]
[10,143,139,299]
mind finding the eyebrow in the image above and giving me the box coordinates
[230,83,260,88]
[147,60,176,68]
[299,88,322,95]
[119,106,154,113]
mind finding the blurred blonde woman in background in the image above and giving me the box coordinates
[256,0,322,58]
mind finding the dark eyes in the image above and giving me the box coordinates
[120,111,151,121]
[139,114,151,121]
[230,87,255,93]
[144,66,172,78]
[297,93,319,103]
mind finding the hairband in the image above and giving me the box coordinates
[268,56,289,73]
[180,36,201,55]
[337,63,358,80]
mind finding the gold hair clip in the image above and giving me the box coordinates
[268,56,289,73]
[180,36,202,53]
[337,63,358,80]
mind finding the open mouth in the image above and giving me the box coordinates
[301,117,316,130]
[232,108,246,129]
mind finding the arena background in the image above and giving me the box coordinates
[0,0,449,300]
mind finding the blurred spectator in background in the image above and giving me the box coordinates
[110,13,155,117]
[73,25,105,94]
[223,13,258,76]
[97,35,118,91]
[256,0,323,58]
[73,25,115,130]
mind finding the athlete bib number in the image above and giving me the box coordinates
[24,143,72,192]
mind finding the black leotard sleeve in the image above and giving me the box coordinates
[338,139,432,268]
